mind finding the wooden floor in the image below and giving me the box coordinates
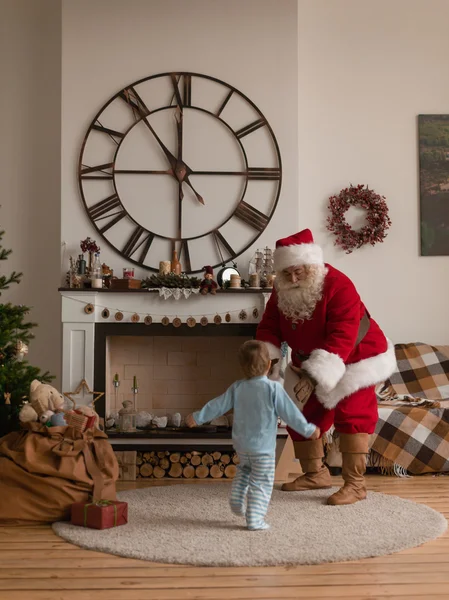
[1,475,449,600]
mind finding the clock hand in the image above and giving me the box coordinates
[177,180,183,240]
[141,117,177,172]
[174,107,205,205]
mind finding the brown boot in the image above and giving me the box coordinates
[327,433,369,506]
[281,439,332,491]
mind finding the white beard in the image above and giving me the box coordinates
[275,266,328,323]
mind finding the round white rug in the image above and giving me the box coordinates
[53,484,447,566]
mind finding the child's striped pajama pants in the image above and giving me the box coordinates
[229,452,276,530]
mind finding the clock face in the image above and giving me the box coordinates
[78,72,282,273]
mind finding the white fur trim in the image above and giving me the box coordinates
[263,341,282,361]
[302,349,346,393]
[316,340,397,410]
[274,243,324,271]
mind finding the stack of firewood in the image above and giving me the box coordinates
[136,450,239,479]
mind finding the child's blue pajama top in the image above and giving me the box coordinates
[192,375,316,453]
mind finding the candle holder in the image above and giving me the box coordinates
[113,374,120,413]
[132,376,138,413]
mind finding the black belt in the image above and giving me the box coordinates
[295,312,370,363]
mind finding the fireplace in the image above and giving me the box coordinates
[59,288,294,480]
[95,322,256,422]
[60,288,268,430]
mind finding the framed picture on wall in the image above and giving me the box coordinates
[418,115,449,256]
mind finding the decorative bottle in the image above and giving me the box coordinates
[171,250,182,275]
[90,253,103,288]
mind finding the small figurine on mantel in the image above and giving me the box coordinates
[200,266,218,295]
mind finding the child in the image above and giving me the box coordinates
[186,340,320,531]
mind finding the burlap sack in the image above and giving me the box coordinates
[0,423,119,524]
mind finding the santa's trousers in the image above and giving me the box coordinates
[287,386,378,442]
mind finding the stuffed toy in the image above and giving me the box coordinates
[19,380,65,423]
[200,266,218,295]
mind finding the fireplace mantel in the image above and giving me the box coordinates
[60,288,271,411]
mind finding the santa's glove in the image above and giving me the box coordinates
[268,359,281,381]
[291,365,316,405]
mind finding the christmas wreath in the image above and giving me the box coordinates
[326,184,391,253]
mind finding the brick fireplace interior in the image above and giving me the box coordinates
[106,335,252,417]
[93,323,257,421]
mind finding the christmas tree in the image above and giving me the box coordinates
[0,228,52,436]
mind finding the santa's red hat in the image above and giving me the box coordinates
[202,265,214,275]
[273,229,324,272]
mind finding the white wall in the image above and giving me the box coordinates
[0,0,61,385]
[298,0,449,344]
[61,0,299,278]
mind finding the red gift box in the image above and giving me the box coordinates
[71,500,128,529]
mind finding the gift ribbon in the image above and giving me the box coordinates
[83,500,117,527]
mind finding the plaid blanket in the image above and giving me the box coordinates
[387,342,449,401]
[370,406,449,475]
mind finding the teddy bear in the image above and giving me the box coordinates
[19,380,65,423]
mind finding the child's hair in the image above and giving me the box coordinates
[238,340,271,378]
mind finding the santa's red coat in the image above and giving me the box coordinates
[256,265,396,433]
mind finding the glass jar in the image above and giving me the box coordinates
[118,400,137,432]
[90,253,103,288]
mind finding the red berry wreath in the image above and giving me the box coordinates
[326,184,391,253]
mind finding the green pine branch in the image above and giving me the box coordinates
[0,223,54,434]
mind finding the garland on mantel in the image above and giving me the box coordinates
[77,296,263,325]
[327,184,392,253]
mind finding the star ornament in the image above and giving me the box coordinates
[63,379,104,409]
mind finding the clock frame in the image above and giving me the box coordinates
[78,71,282,273]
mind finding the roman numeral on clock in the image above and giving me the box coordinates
[235,118,266,139]
[80,163,114,180]
[234,201,269,232]
[87,195,127,234]
[92,120,125,145]
[247,167,281,180]
[179,239,191,272]
[119,86,151,121]
[122,226,154,264]
[213,230,235,259]
[170,73,192,108]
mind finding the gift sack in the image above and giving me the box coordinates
[0,422,119,524]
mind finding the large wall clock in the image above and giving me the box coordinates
[78,71,282,273]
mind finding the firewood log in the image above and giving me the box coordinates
[168,463,183,478]
[220,454,231,465]
[185,452,192,459]
[180,456,188,464]
[143,452,152,461]
[183,465,195,478]
[210,464,224,478]
[159,457,170,470]
[195,465,209,479]
[212,452,222,461]
[153,465,166,479]
[191,455,201,466]
[170,452,181,463]
[140,463,153,477]
[202,453,213,466]
[225,465,237,478]
[136,454,143,466]
[232,453,240,464]
[157,451,166,459]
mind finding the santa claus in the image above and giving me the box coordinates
[256,229,396,505]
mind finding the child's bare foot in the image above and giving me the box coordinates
[310,426,321,440]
